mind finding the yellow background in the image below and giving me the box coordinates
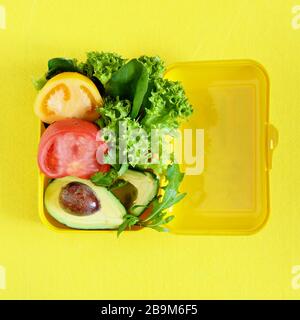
[0,0,299,299]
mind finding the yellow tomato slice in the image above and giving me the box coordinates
[34,72,103,124]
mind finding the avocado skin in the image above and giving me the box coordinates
[45,176,126,229]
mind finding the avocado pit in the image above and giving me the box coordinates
[59,181,99,215]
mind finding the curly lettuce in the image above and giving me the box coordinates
[99,117,151,169]
[81,51,126,85]
[96,97,131,128]
[137,55,165,79]
[141,78,193,132]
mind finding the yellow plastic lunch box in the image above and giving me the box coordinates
[38,59,278,235]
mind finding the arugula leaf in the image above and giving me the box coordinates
[117,214,139,237]
[106,59,149,119]
[142,164,185,223]
[117,164,186,236]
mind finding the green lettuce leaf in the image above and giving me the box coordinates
[137,55,165,79]
[95,97,131,128]
[141,78,193,131]
[80,51,126,85]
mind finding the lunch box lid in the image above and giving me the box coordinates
[165,60,278,235]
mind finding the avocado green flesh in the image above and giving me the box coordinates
[111,181,138,210]
[45,176,126,229]
[119,170,159,216]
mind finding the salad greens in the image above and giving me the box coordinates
[106,59,149,119]
[33,58,79,90]
[117,163,185,236]
[46,58,79,79]
[80,51,126,85]
[91,164,129,188]
[33,52,125,90]
[36,51,193,235]
[141,78,193,132]
[91,169,118,187]
[137,55,165,79]
[95,97,131,127]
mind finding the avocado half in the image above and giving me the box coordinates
[45,176,126,229]
[118,170,159,216]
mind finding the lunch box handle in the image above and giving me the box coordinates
[267,124,279,170]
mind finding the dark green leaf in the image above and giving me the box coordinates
[46,58,79,80]
[106,59,149,119]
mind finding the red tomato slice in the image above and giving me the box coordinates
[38,119,109,178]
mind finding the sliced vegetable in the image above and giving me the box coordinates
[38,119,109,179]
[34,52,193,235]
[141,163,186,224]
[34,72,103,124]
[110,180,138,210]
[45,176,126,229]
[117,164,185,235]
[119,170,159,216]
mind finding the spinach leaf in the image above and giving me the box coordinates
[46,58,79,80]
[106,59,149,119]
